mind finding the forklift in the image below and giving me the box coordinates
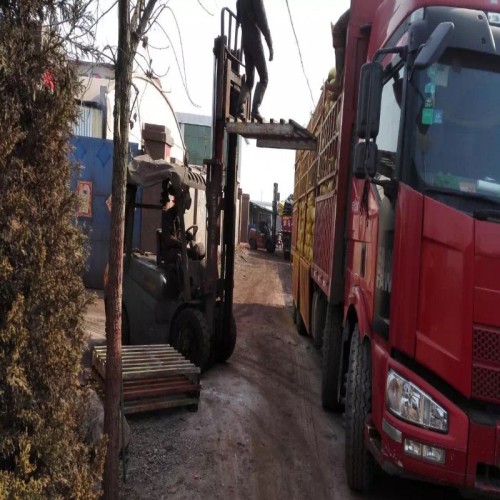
[118,8,316,371]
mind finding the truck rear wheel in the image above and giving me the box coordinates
[345,326,375,493]
[311,290,327,349]
[294,305,307,336]
[171,308,211,371]
[321,304,344,411]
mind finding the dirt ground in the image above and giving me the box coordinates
[86,247,461,500]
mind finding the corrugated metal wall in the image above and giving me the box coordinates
[71,136,140,289]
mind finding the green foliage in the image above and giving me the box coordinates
[0,2,104,496]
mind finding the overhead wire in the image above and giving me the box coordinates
[284,0,315,109]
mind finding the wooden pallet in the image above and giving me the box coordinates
[92,345,201,415]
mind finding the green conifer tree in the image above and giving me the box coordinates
[0,1,104,496]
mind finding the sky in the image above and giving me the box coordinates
[93,0,350,202]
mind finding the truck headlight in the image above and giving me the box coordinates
[386,370,448,432]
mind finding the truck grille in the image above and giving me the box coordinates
[472,328,500,404]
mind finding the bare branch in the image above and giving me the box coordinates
[197,0,215,16]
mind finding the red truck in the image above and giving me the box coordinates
[292,0,500,495]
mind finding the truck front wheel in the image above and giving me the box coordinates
[345,326,375,493]
[321,304,344,411]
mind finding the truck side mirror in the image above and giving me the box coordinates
[354,142,378,179]
[355,62,383,140]
[414,22,454,69]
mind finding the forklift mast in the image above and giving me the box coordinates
[205,8,318,346]
[204,8,245,341]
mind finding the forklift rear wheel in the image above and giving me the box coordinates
[216,315,237,363]
[345,326,375,493]
[283,250,291,260]
[171,308,211,371]
[249,239,257,250]
[266,240,275,254]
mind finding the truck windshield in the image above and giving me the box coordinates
[409,48,500,203]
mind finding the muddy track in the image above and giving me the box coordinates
[118,248,459,500]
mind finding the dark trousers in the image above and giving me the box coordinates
[238,33,268,115]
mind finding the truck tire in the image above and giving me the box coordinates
[171,308,211,371]
[311,290,327,349]
[345,326,375,493]
[295,307,307,336]
[216,314,237,363]
[321,304,344,411]
[249,238,257,250]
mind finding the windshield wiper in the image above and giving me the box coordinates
[473,209,500,223]
[424,186,500,207]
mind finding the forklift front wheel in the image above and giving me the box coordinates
[249,238,257,250]
[215,314,237,363]
[171,308,211,371]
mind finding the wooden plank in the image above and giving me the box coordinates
[121,364,193,373]
[124,384,200,399]
[122,367,200,380]
[124,397,199,415]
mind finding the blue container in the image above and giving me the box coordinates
[71,137,140,289]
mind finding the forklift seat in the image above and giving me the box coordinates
[156,228,205,263]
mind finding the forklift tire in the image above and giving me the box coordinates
[345,326,375,493]
[171,308,211,371]
[215,315,237,363]
[249,239,257,250]
[292,303,297,324]
[321,304,344,411]
[122,306,131,345]
[283,250,291,260]
[266,240,275,254]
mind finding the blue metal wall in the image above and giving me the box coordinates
[71,137,140,289]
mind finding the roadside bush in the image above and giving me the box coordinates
[0,2,104,496]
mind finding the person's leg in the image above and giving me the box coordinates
[237,47,255,118]
[252,40,268,121]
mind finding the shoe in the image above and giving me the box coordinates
[251,111,264,122]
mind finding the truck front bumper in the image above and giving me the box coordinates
[370,355,500,496]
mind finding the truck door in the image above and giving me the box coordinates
[370,67,403,339]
